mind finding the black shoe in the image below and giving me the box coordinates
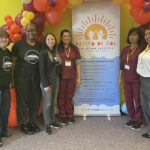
[68,117,76,125]
[124,120,136,127]
[2,131,12,137]
[21,124,34,135]
[59,118,68,126]
[132,121,143,130]
[142,133,150,138]
[28,123,40,133]
[45,124,52,135]
[51,122,61,129]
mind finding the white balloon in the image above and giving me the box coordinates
[22,0,32,4]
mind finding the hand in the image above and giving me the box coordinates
[77,78,81,87]
[118,78,122,88]
[44,86,51,92]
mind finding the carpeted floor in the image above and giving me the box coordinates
[1,115,150,150]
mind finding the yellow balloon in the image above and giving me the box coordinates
[21,18,30,27]
[22,11,28,18]
[68,0,83,7]
[7,43,14,51]
[26,12,35,21]
[112,0,125,6]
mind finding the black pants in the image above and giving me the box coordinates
[0,89,11,136]
[14,67,41,124]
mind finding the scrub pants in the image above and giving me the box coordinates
[140,76,150,125]
[124,81,143,122]
[57,78,76,118]
[0,89,11,136]
[14,66,41,124]
[40,76,59,126]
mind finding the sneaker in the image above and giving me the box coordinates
[132,121,143,130]
[142,133,150,138]
[59,118,68,126]
[45,124,52,135]
[124,120,136,127]
[68,117,76,125]
[51,122,61,129]
[21,123,34,135]
[28,123,40,133]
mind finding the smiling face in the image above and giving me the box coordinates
[61,32,71,47]
[46,34,56,50]
[0,37,9,48]
[145,29,150,45]
[129,32,139,45]
[25,24,37,41]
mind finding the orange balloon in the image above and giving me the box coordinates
[45,9,62,25]
[8,88,18,127]
[10,24,21,34]
[11,34,22,42]
[4,15,12,22]
[6,30,13,38]
[6,19,15,27]
[55,0,68,10]
[33,0,52,12]
[130,0,144,9]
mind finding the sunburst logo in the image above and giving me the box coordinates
[76,15,116,41]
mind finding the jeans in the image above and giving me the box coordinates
[0,89,11,136]
[40,76,59,126]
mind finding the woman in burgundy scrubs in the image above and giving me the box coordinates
[58,29,81,125]
[118,28,144,130]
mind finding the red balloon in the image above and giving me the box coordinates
[45,9,62,25]
[15,13,22,26]
[33,0,52,12]
[8,88,18,127]
[6,19,15,27]
[6,30,13,38]
[11,34,22,42]
[4,15,12,22]
[143,1,150,12]
[0,24,9,31]
[10,24,21,34]
[55,0,67,10]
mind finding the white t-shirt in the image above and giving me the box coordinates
[137,46,150,77]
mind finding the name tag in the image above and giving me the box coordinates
[124,64,130,70]
[65,60,71,66]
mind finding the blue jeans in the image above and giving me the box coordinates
[0,89,11,136]
[40,77,59,126]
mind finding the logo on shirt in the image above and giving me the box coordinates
[24,50,40,64]
[2,56,12,71]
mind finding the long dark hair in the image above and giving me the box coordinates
[59,29,74,51]
[42,32,57,53]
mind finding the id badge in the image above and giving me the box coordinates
[65,60,71,66]
[124,64,130,70]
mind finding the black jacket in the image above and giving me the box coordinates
[0,48,12,89]
[39,49,56,88]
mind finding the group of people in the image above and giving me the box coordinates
[119,26,150,138]
[0,24,81,147]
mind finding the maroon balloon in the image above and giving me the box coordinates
[0,24,9,30]
[143,2,150,12]
[23,1,38,12]
[21,27,26,39]
[33,13,45,27]
[36,34,44,43]
[48,0,57,7]
[15,13,22,26]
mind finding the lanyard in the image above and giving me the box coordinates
[65,47,70,58]
[126,47,136,63]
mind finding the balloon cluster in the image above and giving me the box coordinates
[130,0,150,25]
[3,15,22,42]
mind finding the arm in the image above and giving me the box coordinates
[76,60,81,87]
[39,51,51,92]
[118,70,123,88]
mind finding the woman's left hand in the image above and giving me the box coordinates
[77,78,81,87]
